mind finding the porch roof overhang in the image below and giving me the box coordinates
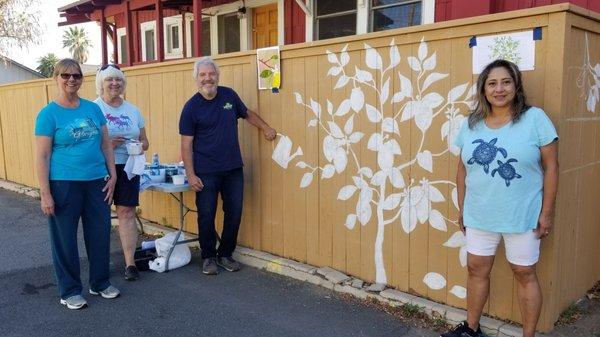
[58,0,240,26]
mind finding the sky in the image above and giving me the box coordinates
[7,0,108,71]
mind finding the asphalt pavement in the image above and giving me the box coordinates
[0,188,440,337]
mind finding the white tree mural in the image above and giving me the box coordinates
[577,33,600,113]
[271,38,474,298]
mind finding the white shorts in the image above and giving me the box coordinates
[465,227,541,266]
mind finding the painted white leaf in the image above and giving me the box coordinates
[387,139,401,155]
[422,52,436,71]
[349,132,364,144]
[340,45,350,66]
[389,167,405,188]
[400,205,417,233]
[327,66,342,76]
[296,161,308,169]
[391,91,406,104]
[355,67,373,83]
[429,209,447,231]
[377,142,395,171]
[465,84,477,100]
[416,151,433,172]
[459,247,467,267]
[335,99,352,117]
[418,38,428,61]
[382,117,399,134]
[345,214,357,230]
[328,121,344,139]
[334,75,350,89]
[357,198,372,226]
[366,104,382,123]
[441,120,450,140]
[407,56,421,72]
[412,104,434,132]
[443,231,466,248]
[352,176,369,190]
[399,73,413,98]
[448,83,469,103]
[365,43,383,70]
[451,187,459,210]
[422,72,448,92]
[300,172,313,188]
[323,135,336,162]
[321,164,335,179]
[344,115,354,135]
[416,198,429,224]
[371,170,387,187]
[327,100,334,115]
[351,87,365,112]
[383,193,402,210]
[333,147,348,173]
[367,133,383,151]
[338,185,358,201]
[423,272,446,290]
[408,186,424,205]
[294,92,303,104]
[308,119,318,127]
[358,167,373,178]
[309,98,321,118]
[428,185,445,203]
[449,114,466,156]
[450,285,466,299]
[380,78,390,105]
[389,41,401,69]
[423,92,444,109]
[326,50,338,64]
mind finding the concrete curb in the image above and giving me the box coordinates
[2,179,541,337]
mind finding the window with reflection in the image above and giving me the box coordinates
[315,0,357,40]
[371,0,421,32]
[218,13,240,54]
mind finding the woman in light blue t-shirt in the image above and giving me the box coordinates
[94,65,149,282]
[34,59,120,310]
[442,60,558,337]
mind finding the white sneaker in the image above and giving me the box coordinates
[89,285,120,299]
[59,295,88,309]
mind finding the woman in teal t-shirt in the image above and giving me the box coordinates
[34,59,120,310]
[442,60,559,337]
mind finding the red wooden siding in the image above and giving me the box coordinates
[284,0,306,45]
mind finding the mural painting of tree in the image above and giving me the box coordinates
[577,33,600,113]
[271,38,475,298]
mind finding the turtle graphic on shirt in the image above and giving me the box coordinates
[491,158,522,187]
[467,138,507,174]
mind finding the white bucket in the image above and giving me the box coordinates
[171,174,185,185]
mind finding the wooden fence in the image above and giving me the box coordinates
[0,4,598,332]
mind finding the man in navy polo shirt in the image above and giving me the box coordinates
[180,57,276,275]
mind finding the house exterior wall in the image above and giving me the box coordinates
[0,63,42,85]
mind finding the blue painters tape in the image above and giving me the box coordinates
[469,36,477,48]
[533,27,542,40]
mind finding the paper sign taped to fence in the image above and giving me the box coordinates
[257,46,281,90]
[472,31,536,74]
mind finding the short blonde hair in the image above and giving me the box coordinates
[53,58,82,78]
[95,65,127,96]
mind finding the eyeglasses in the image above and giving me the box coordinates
[100,64,121,71]
[59,73,83,80]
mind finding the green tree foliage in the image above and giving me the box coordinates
[62,26,92,64]
[0,0,41,57]
[36,53,59,77]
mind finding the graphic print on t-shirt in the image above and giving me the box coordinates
[68,117,100,142]
[491,158,522,186]
[104,113,132,129]
[466,137,521,186]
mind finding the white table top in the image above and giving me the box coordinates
[146,183,190,193]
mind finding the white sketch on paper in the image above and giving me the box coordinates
[272,38,475,299]
[472,31,536,74]
[577,33,600,113]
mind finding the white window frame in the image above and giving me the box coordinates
[163,16,183,59]
[140,21,157,61]
[116,27,127,64]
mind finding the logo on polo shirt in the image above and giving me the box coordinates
[223,102,233,110]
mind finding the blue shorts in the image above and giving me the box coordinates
[113,164,140,207]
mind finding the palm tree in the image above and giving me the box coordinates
[36,53,59,77]
[62,27,92,63]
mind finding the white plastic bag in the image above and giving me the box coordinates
[149,232,191,272]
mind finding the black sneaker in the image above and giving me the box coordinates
[202,257,218,275]
[124,265,140,281]
[216,257,240,272]
[440,321,485,337]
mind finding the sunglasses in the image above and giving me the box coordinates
[100,64,121,71]
[59,73,83,80]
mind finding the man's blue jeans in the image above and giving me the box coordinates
[48,179,111,299]
[195,167,244,259]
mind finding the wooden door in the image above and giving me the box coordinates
[252,3,278,49]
